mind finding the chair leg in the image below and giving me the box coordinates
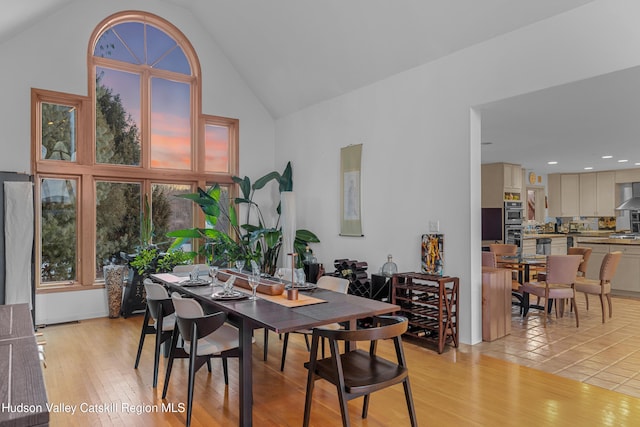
[153,320,163,388]
[606,294,613,318]
[599,294,606,323]
[134,308,150,369]
[573,297,579,327]
[222,357,229,385]
[304,334,311,351]
[162,328,180,399]
[264,329,269,361]
[584,293,590,310]
[280,333,290,371]
[302,373,315,427]
[336,385,351,427]
[403,378,418,427]
[186,339,198,427]
[362,394,370,418]
[206,358,212,372]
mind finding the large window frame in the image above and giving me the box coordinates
[32,12,238,292]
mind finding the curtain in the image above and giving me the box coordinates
[5,182,34,308]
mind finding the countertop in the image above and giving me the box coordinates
[575,238,640,245]
[523,231,615,240]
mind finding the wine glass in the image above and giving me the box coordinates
[235,259,245,272]
[275,268,285,283]
[248,274,259,300]
[209,265,219,286]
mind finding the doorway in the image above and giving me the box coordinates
[526,187,545,223]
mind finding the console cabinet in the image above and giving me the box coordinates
[391,272,459,353]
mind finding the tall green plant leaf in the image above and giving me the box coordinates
[253,171,280,190]
[279,161,293,192]
[232,176,251,200]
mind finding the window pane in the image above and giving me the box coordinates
[94,24,142,64]
[151,183,193,249]
[40,178,77,283]
[147,25,190,74]
[41,103,76,161]
[151,78,190,169]
[95,181,141,280]
[205,124,230,173]
[96,67,141,166]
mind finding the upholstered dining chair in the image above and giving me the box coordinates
[520,254,582,327]
[162,293,239,427]
[574,251,622,323]
[568,246,592,278]
[280,275,350,371]
[489,243,517,255]
[134,279,176,388]
[482,251,497,267]
[302,315,417,427]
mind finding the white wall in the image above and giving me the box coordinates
[275,0,640,344]
[0,0,275,324]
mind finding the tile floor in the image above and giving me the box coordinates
[463,294,640,398]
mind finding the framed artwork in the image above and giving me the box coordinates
[421,234,444,275]
[340,144,363,236]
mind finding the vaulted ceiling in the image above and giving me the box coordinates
[8,1,636,176]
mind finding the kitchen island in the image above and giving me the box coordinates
[522,233,568,255]
[574,237,640,296]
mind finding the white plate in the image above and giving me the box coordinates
[211,291,247,300]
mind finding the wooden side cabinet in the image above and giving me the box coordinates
[391,272,459,353]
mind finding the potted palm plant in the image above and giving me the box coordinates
[167,162,319,275]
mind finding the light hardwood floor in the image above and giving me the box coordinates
[39,303,640,426]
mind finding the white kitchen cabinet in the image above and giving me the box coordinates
[579,172,615,217]
[550,237,567,255]
[503,163,522,192]
[548,173,580,217]
[522,239,536,255]
[579,173,597,216]
[481,163,523,208]
[596,171,615,217]
[608,245,640,293]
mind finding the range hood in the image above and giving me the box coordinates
[616,182,640,210]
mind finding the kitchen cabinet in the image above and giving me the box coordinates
[548,173,580,217]
[503,163,522,192]
[481,162,523,208]
[579,243,640,293]
[579,172,615,217]
[523,239,536,254]
[609,244,640,293]
[551,236,568,254]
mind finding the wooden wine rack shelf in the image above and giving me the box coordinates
[391,272,459,353]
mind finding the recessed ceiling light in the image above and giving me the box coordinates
[618,159,628,163]
[602,155,613,159]
[547,161,558,165]
[584,167,593,170]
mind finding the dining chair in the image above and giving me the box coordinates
[520,254,582,327]
[280,275,350,371]
[568,246,592,278]
[134,279,176,388]
[172,264,209,273]
[162,293,239,427]
[489,243,517,255]
[574,251,621,323]
[482,251,497,267]
[302,315,417,427]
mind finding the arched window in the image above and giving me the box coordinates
[32,11,238,290]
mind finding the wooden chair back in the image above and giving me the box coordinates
[482,252,497,268]
[489,244,517,255]
[568,247,592,277]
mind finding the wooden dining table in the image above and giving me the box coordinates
[150,270,399,427]
[497,254,549,314]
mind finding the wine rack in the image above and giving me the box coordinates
[391,272,459,353]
